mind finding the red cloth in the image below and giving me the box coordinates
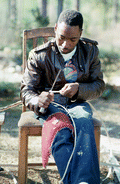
[42,112,74,168]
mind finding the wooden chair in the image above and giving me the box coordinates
[18,27,101,184]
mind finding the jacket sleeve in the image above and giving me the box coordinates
[21,49,45,115]
[76,45,105,101]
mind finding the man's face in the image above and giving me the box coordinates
[55,22,82,54]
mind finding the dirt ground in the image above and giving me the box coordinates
[0,166,118,184]
[1,93,120,184]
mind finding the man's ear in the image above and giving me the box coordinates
[80,30,83,37]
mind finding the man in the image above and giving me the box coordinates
[21,10,105,184]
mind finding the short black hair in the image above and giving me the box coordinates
[58,10,83,30]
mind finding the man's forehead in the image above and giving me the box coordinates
[57,22,80,37]
[57,22,79,29]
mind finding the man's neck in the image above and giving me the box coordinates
[59,46,77,61]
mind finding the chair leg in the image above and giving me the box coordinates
[18,127,28,184]
[94,126,101,162]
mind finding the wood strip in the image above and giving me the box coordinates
[24,27,55,39]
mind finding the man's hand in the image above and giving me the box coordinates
[38,91,54,109]
[59,82,79,98]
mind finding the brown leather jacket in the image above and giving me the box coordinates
[21,38,105,114]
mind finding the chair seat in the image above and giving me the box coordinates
[18,111,102,127]
[18,111,41,127]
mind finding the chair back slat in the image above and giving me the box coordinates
[24,27,55,39]
[33,38,38,48]
[23,31,27,72]
[43,37,48,43]
[22,27,55,112]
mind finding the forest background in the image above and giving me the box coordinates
[0,0,120,57]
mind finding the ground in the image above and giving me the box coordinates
[0,55,120,183]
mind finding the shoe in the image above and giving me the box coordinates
[79,182,89,184]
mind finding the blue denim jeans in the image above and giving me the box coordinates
[35,102,100,184]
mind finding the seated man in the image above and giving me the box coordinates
[21,9,105,184]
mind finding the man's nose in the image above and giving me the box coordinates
[62,40,70,48]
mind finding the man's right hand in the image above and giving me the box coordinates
[38,91,54,109]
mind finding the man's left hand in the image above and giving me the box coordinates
[59,82,79,98]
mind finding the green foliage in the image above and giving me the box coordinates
[101,84,120,100]
[99,49,120,60]
[31,8,49,27]
[99,49,120,80]
[13,54,22,66]
[0,82,20,97]
[12,50,22,66]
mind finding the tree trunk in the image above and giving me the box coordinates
[113,0,119,25]
[103,0,108,30]
[75,0,80,11]
[42,0,47,17]
[57,0,63,18]
[11,0,17,27]
[6,0,11,28]
[18,0,22,25]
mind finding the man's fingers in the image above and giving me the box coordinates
[60,83,79,98]
[38,91,54,108]
[60,84,71,94]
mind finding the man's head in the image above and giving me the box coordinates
[57,10,83,30]
[55,10,83,54]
